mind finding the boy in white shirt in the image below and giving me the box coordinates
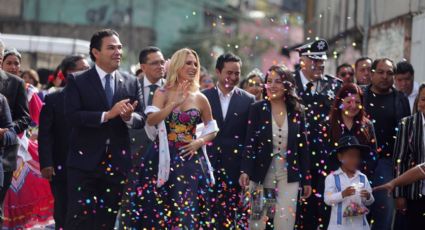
[324,136,374,230]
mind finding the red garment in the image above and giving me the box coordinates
[2,87,54,229]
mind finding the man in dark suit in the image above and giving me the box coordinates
[203,53,255,229]
[64,29,144,229]
[293,39,342,229]
[118,46,166,228]
[0,39,31,226]
[38,54,90,230]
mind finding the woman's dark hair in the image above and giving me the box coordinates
[89,29,119,62]
[413,83,425,114]
[3,48,22,62]
[263,65,302,112]
[328,83,371,143]
[20,69,40,87]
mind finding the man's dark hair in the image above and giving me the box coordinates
[215,53,242,72]
[139,46,161,64]
[89,29,119,62]
[395,61,414,76]
[354,57,372,69]
[371,58,396,73]
[60,54,87,74]
[336,63,353,75]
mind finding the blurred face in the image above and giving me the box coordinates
[416,88,425,114]
[341,94,362,119]
[300,56,325,81]
[337,67,355,84]
[394,72,414,95]
[71,59,90,74]
[371,60,395,93]
[338,148,361,172]
[141,51,165,83]
[92,35,122,73]
[2,55,21,76]
[22,73,35,86]
[177,53,198,83]
[355,59,372,85]
[266,72,285,100]
[216,61,241,90]
[200,75,214,90]
[245,76,263,100]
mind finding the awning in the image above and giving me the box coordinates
[0,33,89,55]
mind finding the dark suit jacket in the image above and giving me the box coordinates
[240,100,311,185]
[202,87,255,182]
[64,67,144,174]
[0,70,31,171]
[0,94,18,186]
[394,112,425,200]
[38,89,70,181]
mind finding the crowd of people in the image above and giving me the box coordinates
[0,28,424,230]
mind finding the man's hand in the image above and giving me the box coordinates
[41,167,55,181]
[0,128,8,140]
[395,197,407,213]
[105,99,130,121]
[120,100,138,121]
[239,173,250,190]
[301,185,312,199]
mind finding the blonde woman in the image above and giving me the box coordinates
[145,48,218,228]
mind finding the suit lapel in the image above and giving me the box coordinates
[113,71,124,104]
[223,88,240,124]
[287,110,297,152]
[88,67,109,108]
[210,88,224,128]
[0,70,9,94]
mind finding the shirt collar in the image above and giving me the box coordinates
[143,75,163,87]
[300,70,311,88]
[217,84,236,98]
[95,64,116,80]
[334,167,360,178]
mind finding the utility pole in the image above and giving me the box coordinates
[362,0,371,56]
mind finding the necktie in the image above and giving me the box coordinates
[306,82,314,95]
[105,74,113,107]
[147,84,159,106]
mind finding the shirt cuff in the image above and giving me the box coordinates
[101,112,107,123]
[124,113,135,128]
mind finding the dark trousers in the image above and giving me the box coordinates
[0,171,13,225]
[50,180,68,230]
[405,197,425,230]
[65,163,125,229]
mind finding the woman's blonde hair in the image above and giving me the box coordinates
[165,48,200,92]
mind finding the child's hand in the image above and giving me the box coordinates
[342,186,356,198]
[360,190,370,199]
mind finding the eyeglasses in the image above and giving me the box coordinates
[146,60,166,66]
[248,82,263,87]
[339,72,354,77]
[202,79,213,84]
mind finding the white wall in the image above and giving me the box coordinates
[411,13,425,83]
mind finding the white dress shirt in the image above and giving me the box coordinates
[300,70,317,93]
[143,76,163,106]
[324,168,374,230]
[421,113,425,195]
[407,82,419,113]
[97,65,116,124]
[217,85,236,119]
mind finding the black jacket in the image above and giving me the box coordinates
[38,89,70,181]
[64,67,144,174]
[241,100,311,185]
[0,70,31,171]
